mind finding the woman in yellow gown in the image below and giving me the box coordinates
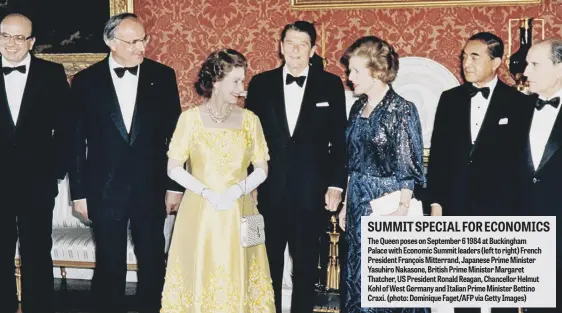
[160,49,275,313]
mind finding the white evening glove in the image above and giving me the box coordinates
[215,185,244,211]
[215,168,267,211]
[168,167,220,208]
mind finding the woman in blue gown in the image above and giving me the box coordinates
[339,36,428,313]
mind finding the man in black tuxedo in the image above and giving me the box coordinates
[245,21,348,313]
[427,32,537,313]
[0,13,71,313]
[68,13,183,313]
[427,32,527,220]
[507,39,562,313]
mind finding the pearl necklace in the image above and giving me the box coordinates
[206,102,233,124]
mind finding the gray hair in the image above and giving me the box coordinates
[550,39,562,65]
[535,38,562,65]
[103,13,138,42]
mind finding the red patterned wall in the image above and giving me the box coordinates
[135,0,562,107]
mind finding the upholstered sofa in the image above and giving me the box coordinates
[14,176,176,300]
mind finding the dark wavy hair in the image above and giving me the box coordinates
[195,49,247,98]
[468,32,504,59]
[280,20,317,47]
[341,36,399,84]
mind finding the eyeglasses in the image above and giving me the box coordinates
[0,33,33,45]
[114,35,150,47]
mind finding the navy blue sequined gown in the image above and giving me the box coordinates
[343,88,428,313]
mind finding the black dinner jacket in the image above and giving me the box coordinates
[512,92,562,217]
[0,55,71,204]
[68,57,183,220]
[508,92,561,258]
[245,66,348,216]
[426,80,529,216]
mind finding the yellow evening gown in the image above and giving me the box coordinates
[160,107,275,313]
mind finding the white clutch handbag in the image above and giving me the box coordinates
[240,213,266,248]
[239,180,266,248]
[369,191,424,216]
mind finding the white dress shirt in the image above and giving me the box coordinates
[529,88,562,170]
[470,76,498,143]
[283,65,309,136]
[2,53,31,125]
[108,54,139,133]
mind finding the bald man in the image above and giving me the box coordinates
[0,13,71,313]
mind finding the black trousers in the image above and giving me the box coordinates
[0,196,55,313]
[91,212,166,313]
[263,198,325,313]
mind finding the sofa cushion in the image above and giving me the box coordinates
[51,228,137,264]
[16,214,176,266]
[15,177,177,266]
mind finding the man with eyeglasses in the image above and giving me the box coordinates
[68,13,183,313]
[0,13,72,313]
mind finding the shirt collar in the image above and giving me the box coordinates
[108,53,123,70]
[538,88,562,102]
[108,53,141,78]
[2,53,31,68]
[472,75,498,95]
[108,53,140,70]
[283,65,309,79]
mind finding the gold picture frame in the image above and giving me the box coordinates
[291,0,540,10]
[36,0,134,76]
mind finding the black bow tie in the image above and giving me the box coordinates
[286,74,306,87]
[535,97,560,111]
[114,66,138,78]
[466,84,490,99]
[2,65,26,75]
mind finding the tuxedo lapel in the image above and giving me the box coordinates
[470,82,504,157]
[457,87,473,155]
[516,100,536,173]
[0,66,15,131]
[15,57,38,129]
[273,68,290,138]
[292,69,316,138]
[129,63,149,146]
[536,107,562,173]
[102,58,129,143]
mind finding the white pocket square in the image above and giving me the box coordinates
[498,118,508,125]
[316,102,329,107]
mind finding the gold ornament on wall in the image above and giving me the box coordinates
[291,0,541,10]
[505,17,545,94]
